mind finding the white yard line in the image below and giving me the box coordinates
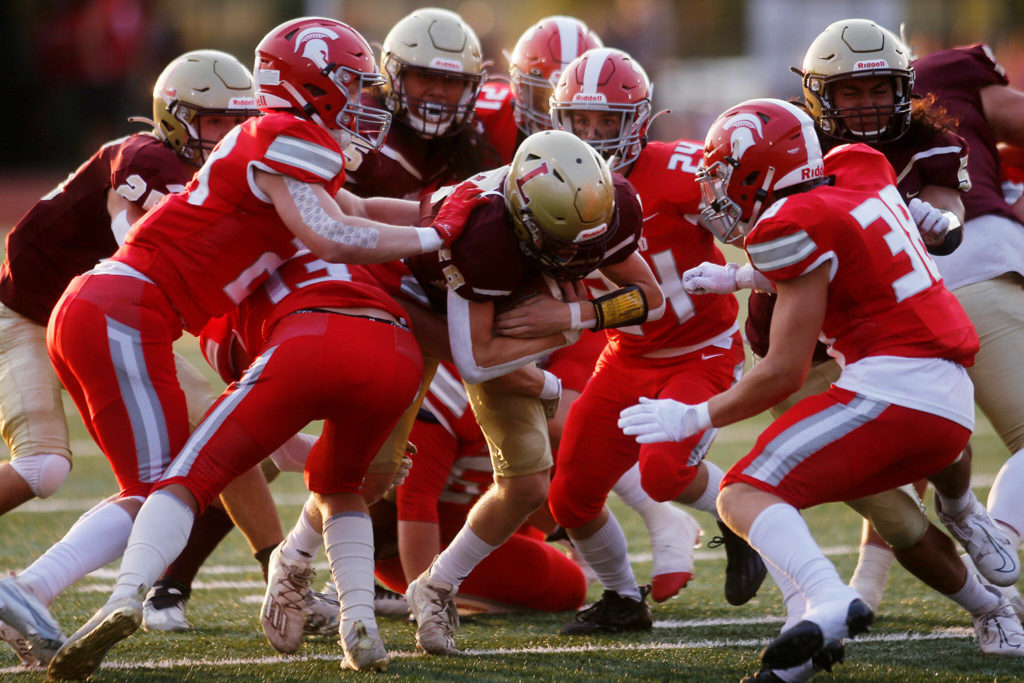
[0,627,975,675]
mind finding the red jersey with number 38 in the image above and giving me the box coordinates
[112,112,346,334]
[745,144,978,367]
[597,140,738,355]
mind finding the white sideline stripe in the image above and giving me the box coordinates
[0,627,975,675]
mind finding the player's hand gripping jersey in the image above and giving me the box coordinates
[745,144,978,369]
[114,112,347,334]
[0,134,192,325]
[404,168,643,313]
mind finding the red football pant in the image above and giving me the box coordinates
[158,311,423,509]
[47,274,188,498]
[722,386,970,508]
[550,338,744,529]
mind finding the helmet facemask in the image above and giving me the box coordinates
[808,72,913,143]
[384,57,481,138]
[552,99,650,171]
[697,159,746,243]
[510,69,558,135]
[327,64,391,150]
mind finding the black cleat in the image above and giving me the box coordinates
[739,669,785,682]
[709,521,767,606]
[811,639,846,673]
[761,599,872,670]
[558,585,653,635]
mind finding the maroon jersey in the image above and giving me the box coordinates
[473,79,521,164]
[914,44,1016,222]
[0,133,190,324]
[405,169,643,312]
[114,112,346,335]
[746,144,977,367]
[747,119,970,360]
[598,139,737,355]
[344,94,502,201]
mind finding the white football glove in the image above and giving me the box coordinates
[618,397,712,444]
[908,198,949,246]
[683,262,740,295]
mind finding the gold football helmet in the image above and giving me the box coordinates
[800,18,914,142]
[151,50,258,165]
[505,130,615,279]
[381,8,483,138]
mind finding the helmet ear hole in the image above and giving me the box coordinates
[741,171,760,186]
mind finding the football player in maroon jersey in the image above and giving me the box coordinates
[620,98,979,674]
[914,42,1024,624]
[0,48,263,667]
[501,48,764,633]
[20,16,483,680]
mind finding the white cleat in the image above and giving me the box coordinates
[304,588,340,637]
[339,619,389,671]
[0,619,42,668]
[650,506,701,603]
[261,544,315,654]
[936,491,1020,587]
[47,592,143,681]
[0,576,65,664]
[974,586,1024,656]
[141,580,190,632]
[405,571,459,655]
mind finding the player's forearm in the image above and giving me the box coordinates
[707,358,807,427]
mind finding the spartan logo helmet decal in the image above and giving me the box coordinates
[723,113,763,161]
[294,27,339,69]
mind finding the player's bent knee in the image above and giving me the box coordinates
[847,488,928,550]
[10,452,71,498]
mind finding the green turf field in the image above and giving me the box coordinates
[0,336,1020,681]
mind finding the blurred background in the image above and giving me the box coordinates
[2,0,1024,221]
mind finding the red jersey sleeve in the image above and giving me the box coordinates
[256,115,347,194]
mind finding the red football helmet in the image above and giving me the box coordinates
[550,48,652,171]
[697,98,824,243]
[508,16,603,137]
[254,17,391,150]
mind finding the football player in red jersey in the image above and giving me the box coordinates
[400,129,664,655]
[29,17,483,680]
[344,8,501,200]
[0,49,265,667]
[913,42,1024,621]
[619,98,980,673]
[474,15,604,164]
[498,48,764,632]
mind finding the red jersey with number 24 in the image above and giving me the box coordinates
[744,144,977,367]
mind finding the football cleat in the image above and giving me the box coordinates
[741,640,844,682]
[0,619,42,668]
[374,583,410,617]
[558,585,653,635]
[339,619,389,671]
[142,579,191,632]
[709,520,768,606]
[650,507,701,603]
[935,490,1020,586]
[0,576,66,664]
[405,571,460,655]
[260,544,315,654]
[47,591,143,681]
[760,597,871,671]
[304,588,340,637]
[973,585,1024,656]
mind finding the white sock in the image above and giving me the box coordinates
[687,461,724,517]
[20,499,134,605]
[762,554,807,631]
[430,524,498,590]
[111,491,194,601]
[281,507,323,562]
[947,573,1000,615]
[572,514,640,601]
[323,511,376,630]
[848,543,894,613]
[989,449,1024,546]
[748,503,851,610]
[612,464,678,535]
[935,487,976,518]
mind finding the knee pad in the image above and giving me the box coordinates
[10,452,71,498]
